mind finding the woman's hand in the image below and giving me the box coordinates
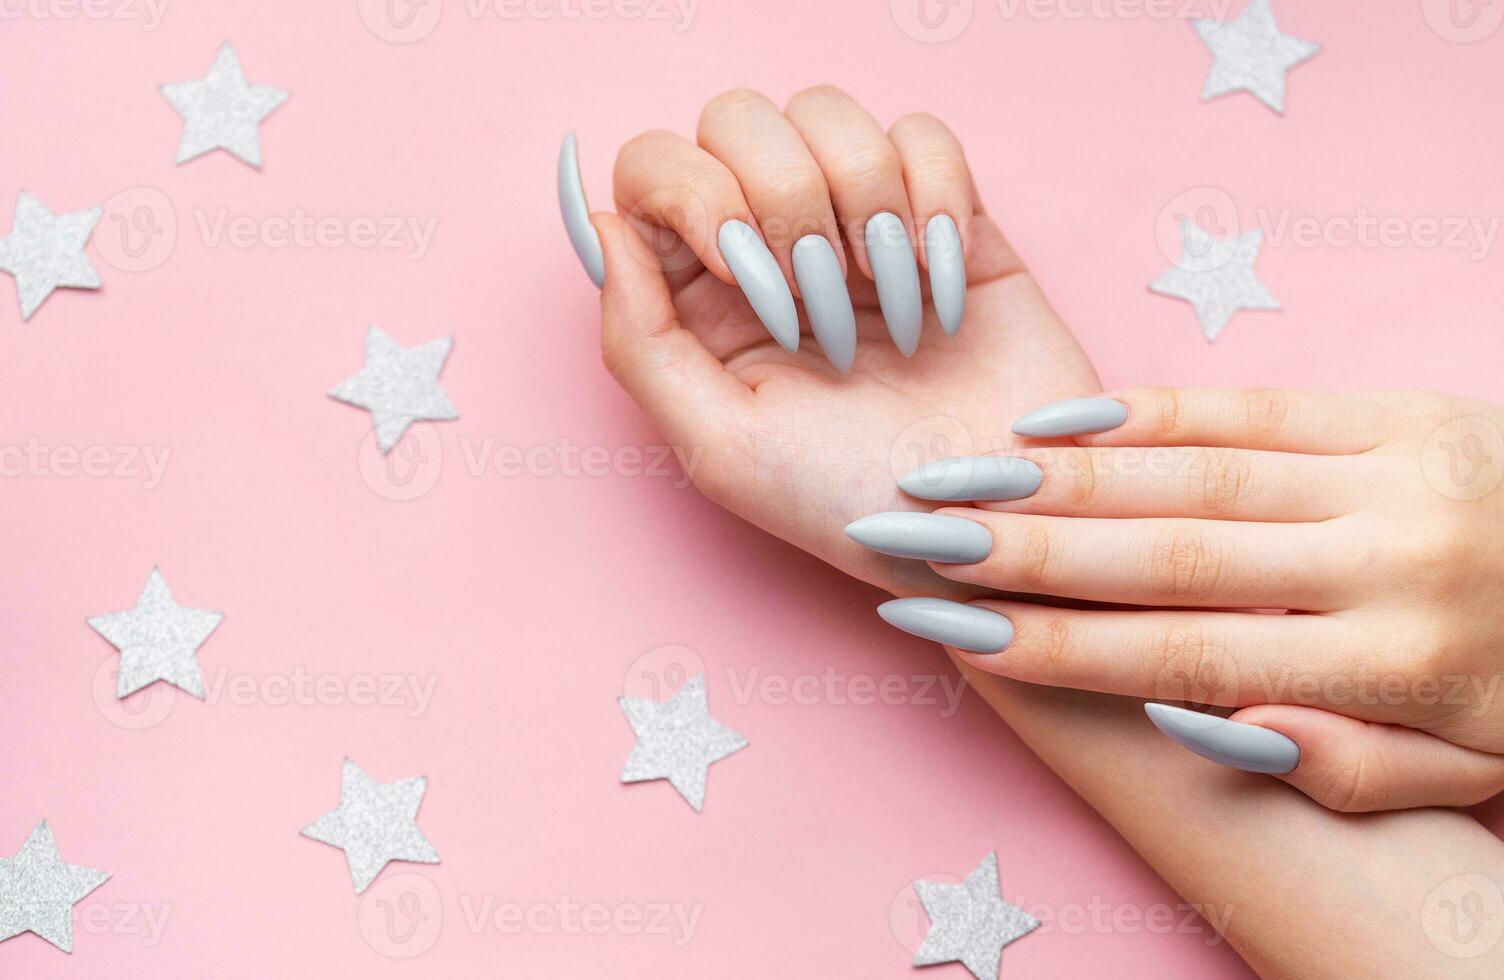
[855,387,1504,812]
[566,86,1100,597]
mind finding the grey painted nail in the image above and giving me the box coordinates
[1144,703,1299,775]
[557,132,604,288]
[845,512,992,563]
[925,215,966,336]
[718,220,800,353]
[865,211,922,356]
[877,598,1013,653]
[792,235,856,372]
[897,456,1043,502]
[1012,398,1128,437]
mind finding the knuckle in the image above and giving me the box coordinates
[1041,616,1073,668]
[1014,524,1057,591]
[904,151,969,194]
[615,129,676,172]
[1148,387,1184,441]
[830,145,903,194]
[1147,528,1224,602]
[699,88,773,131]
[754,163,829,213]
[1151,624,1234,704]
[890,111,946,139]
[1189,450,1255,516]
[785,84,850,115]
[1317,749,1389,813]
[1059,450,1101,509]
[1242,388,1292,442]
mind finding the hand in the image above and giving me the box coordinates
[571,86,1100,596]
[859,387,1504,812]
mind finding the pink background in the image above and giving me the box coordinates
[4,0,1503,976]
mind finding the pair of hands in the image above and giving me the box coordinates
[564,85,1504,814]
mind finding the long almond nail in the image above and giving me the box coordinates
[865,212,922,356]
[557,132,604,288]
[898,457,1042,502]
[845,512,991,563]
[1144,703,1299,774]
[877,598,1012,653]
[792,235,855,372]
[925,215,965,336]
[719,220,799,353]
[1012,398,1127,437]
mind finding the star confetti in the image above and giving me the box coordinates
[0,821,110,954]
[619,673,747,813]
[1193,0,1320,113]
[0,191,101,320]
[1149,219,1279,341]
[329,326,458,453]
[161,42,289,167]
[913,853,1038,980]
[87,568,224,699]
[301,759,440,894]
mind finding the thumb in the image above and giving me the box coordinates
[1146,701,1504,812]
[1232,703,1504,812]
[591,210,749,453]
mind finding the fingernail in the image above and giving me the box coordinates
[898,456,1043,502]
[865,212,922,356]
[845,512,992,563]
[1144,703,1299,775]
[792,235,856,372]
[718,220,799,353]
[557,132,604,288]
[1012,398,1128,437]
[877,598,1012,653]
[925,215,966,336]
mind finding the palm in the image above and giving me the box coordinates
[663,217,1100,596]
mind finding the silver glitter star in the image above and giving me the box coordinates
[87,568,224,699]
[329,326,458,453]
[161,41,289,167]
[913,852,1038,980]
[0,191,101,320]
[1193,0,1320,113]
[1149,219,1279,341]
[0,820,110,954]
[301,759,440,894]
[619,673,747,813]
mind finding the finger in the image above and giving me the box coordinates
[1020,388,1394,454]
[908,598,1358,708]
[613,130,799,352]
[785,85,922,355]
[696,89,844,287]
[592,211,751,454]
[889,112,974,336]
[974,446,1368,522]
[1162,702,1504,811]
[929,510,1361,609]
[696,89,855,371]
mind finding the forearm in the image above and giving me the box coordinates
[848,552,1504,977]
[960,666,1504,978]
